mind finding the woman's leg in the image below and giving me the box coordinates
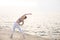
[18,26,25,39]
[10,24,16,38]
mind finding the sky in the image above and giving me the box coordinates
[0,0,60,24]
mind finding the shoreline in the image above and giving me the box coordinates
[0,29,50,40]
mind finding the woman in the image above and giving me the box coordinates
[10,13,32,39]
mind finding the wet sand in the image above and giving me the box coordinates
[0,29,50,40]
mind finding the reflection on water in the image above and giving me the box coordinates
[0,22,60,40]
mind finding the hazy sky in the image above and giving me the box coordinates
[0,0,60,24]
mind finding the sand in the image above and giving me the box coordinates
[0,29,51,40]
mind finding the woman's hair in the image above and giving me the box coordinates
[24,16,27,19]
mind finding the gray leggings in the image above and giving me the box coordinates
[12,22,23,33]
[10,22,25,38]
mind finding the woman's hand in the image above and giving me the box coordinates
[25,13,32,15]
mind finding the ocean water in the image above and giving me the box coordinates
[0,21,60,40]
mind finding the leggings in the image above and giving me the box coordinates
[10,22,25,38]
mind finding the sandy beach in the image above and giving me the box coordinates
[0,28,51,40]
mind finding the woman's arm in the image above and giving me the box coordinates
[20,21,24,26]
[24,13,32,15]
[20,13,32,19]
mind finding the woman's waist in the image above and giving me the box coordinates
[14,22,20,25]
